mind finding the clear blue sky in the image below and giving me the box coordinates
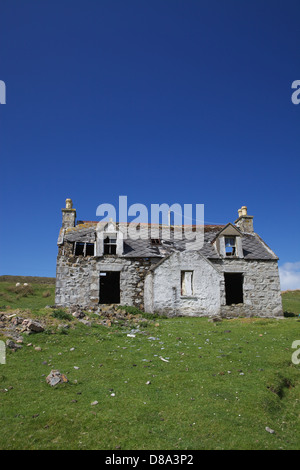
[0,0,299,288]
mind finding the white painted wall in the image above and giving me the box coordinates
[145,251,222,316]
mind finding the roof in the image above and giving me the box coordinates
[60,222,278,260]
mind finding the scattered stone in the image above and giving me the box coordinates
[79,319,92,327]
[71,310,85,319]
[6,339,22,350]
[74,366,79,370]
[34,347,42,351]
[208,316,222,323]
[91,401,98,406]
[11,316,24,327]
[22,319,44,333]
[46,370,68,387]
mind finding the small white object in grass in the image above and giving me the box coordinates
[159,356,169,362]
[265,427,275,434]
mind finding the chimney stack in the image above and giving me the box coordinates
[235,206,254,233]
[62,198,76,229]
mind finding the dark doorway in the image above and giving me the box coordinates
[99,271,120,304]
[225,273,243,305]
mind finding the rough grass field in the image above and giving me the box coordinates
[0,277,300,450]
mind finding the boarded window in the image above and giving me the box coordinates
[181,271,193,296]
[104,236,117,254]
[225,273,243,305]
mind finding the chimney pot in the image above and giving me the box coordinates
[65,198,73,209]
[241,206,247,216]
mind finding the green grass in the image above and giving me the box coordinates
[0,281,55,310]
[0,281,299,450]
[282,290,300,315]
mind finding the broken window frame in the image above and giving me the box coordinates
[74,242,95,257]
[103,235,117,255]
[225,236,236,257]
[151,238,161,245]
[85,243,95,256]
[181,270,194,296]
[74,242,85,256]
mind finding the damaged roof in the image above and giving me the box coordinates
[59,222,278,260]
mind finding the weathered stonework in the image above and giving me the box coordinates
[55,200,283,318]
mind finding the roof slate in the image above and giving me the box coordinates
[60,223,278,261]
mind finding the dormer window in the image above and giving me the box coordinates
[96,219,124,256]
[225,237,236,257]
[104,235,117,255]
[212,223,243,259]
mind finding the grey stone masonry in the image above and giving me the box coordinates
[55,200,283,318]
[216,259,283,317]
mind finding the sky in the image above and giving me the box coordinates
[0,0,299,289]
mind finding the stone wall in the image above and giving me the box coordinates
[56,243,283,318]
[143,254,283,318]
[55,247,158,310]
[214,259,283,317]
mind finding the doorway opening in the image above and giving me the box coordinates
[225,273,243,305]
[99,271,120,304]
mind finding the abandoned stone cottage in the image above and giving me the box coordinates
[55,199,283,317]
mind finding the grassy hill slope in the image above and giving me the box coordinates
[0,277,299,450]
